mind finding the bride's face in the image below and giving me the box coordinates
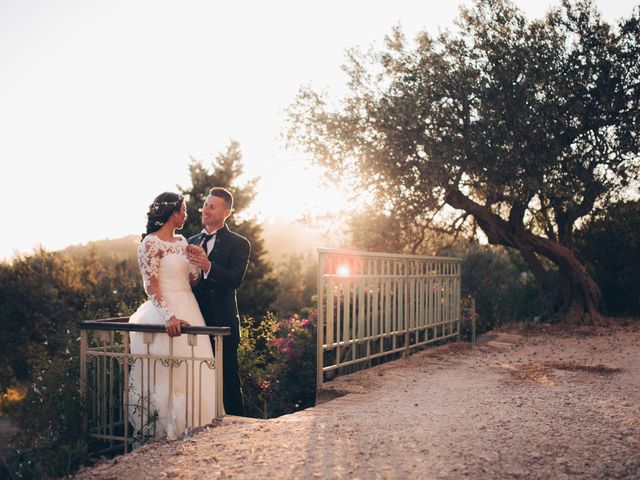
[173,202,187,229]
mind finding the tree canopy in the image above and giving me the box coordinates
[178,140,278,317]
[288,0,640,324]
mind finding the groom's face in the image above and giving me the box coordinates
[201,194,230,229]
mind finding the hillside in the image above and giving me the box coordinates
[61,235,140,259]
[56,220,341,265]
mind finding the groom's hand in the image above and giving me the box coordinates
[165,316,190,337]
[187,245,211,272]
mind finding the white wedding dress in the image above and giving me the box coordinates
[127,234,217,441]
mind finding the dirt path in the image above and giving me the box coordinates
[76,324,640,479]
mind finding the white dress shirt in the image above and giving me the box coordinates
[199,228,217,278]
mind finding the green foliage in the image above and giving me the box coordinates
[238,314,279,418]
[576,200,640,316]
[290,0,640,218]
[3,329,88,479]
[0,249,143,391]
[272,252,317,319]
[0,247,144,479]
[239,312,316,419]
[0,251,82,388]
[178,140,278,317]
[346,205,469,256]
[460,246,541,333]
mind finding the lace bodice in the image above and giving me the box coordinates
[137,234,200,321]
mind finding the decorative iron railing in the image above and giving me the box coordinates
[317,248,466,387]
[79,318,230,454]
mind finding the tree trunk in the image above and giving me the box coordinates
[445,189,603,325]
[517,249,560,320]
[549,251,603,325]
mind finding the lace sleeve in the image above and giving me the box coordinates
[137,236,173,321]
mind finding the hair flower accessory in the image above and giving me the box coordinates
[151,199,181,211]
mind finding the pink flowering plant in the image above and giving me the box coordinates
[238,311,316,418]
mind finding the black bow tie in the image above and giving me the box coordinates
[201,233,215,254]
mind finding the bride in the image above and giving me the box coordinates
[127,192,216,441]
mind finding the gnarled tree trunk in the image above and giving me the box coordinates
[445,189,603,325]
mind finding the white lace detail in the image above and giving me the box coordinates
[188,261,200,284]
[137,234,189,321]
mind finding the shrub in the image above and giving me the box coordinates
[271,252,317,319]
[239,312,316,419]
[3,328,89,479]
[460,246,540,334]
[575,200,640,316]
[0,248,142,479]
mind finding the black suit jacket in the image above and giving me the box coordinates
[188,225,250,342]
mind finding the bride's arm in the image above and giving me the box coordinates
[138,237,190,336]
[138,237,174,321]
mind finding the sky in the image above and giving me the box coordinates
[1,0,637,260]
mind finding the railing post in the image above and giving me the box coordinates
[404,259,410,357]
[122,329,130,453]
[471,297,477,344]
[80,328,88,436]
[316,251,325,389]
[457,287,462,343]
[215,335,225,417]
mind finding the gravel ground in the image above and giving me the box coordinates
[75,323,640,480]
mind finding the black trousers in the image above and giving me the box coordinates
[213,335,245,416]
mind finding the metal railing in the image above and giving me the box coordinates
[79,317,230,454]
[461,296,477,344]
[317,248,463,387]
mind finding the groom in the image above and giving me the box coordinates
[187,187,250,416]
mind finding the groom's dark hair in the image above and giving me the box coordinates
[209,187,234,211]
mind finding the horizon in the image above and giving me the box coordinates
[2,217,334,264]
[1,0,637,261]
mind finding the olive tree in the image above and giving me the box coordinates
[288,0,639,324]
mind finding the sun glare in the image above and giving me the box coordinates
[337,265,351,277]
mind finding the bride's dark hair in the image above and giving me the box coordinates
[142,192,184,240]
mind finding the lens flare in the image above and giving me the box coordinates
[337,265,350,277]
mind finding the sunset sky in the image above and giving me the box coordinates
[1,0,636,260]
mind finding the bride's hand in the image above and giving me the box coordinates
[187,245,211,271]
[165,316,190,337]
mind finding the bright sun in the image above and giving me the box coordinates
[337,265,351,277]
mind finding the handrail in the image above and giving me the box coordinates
[80,319,231,336]
[80,316,228,454]
[317,247,462,261]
